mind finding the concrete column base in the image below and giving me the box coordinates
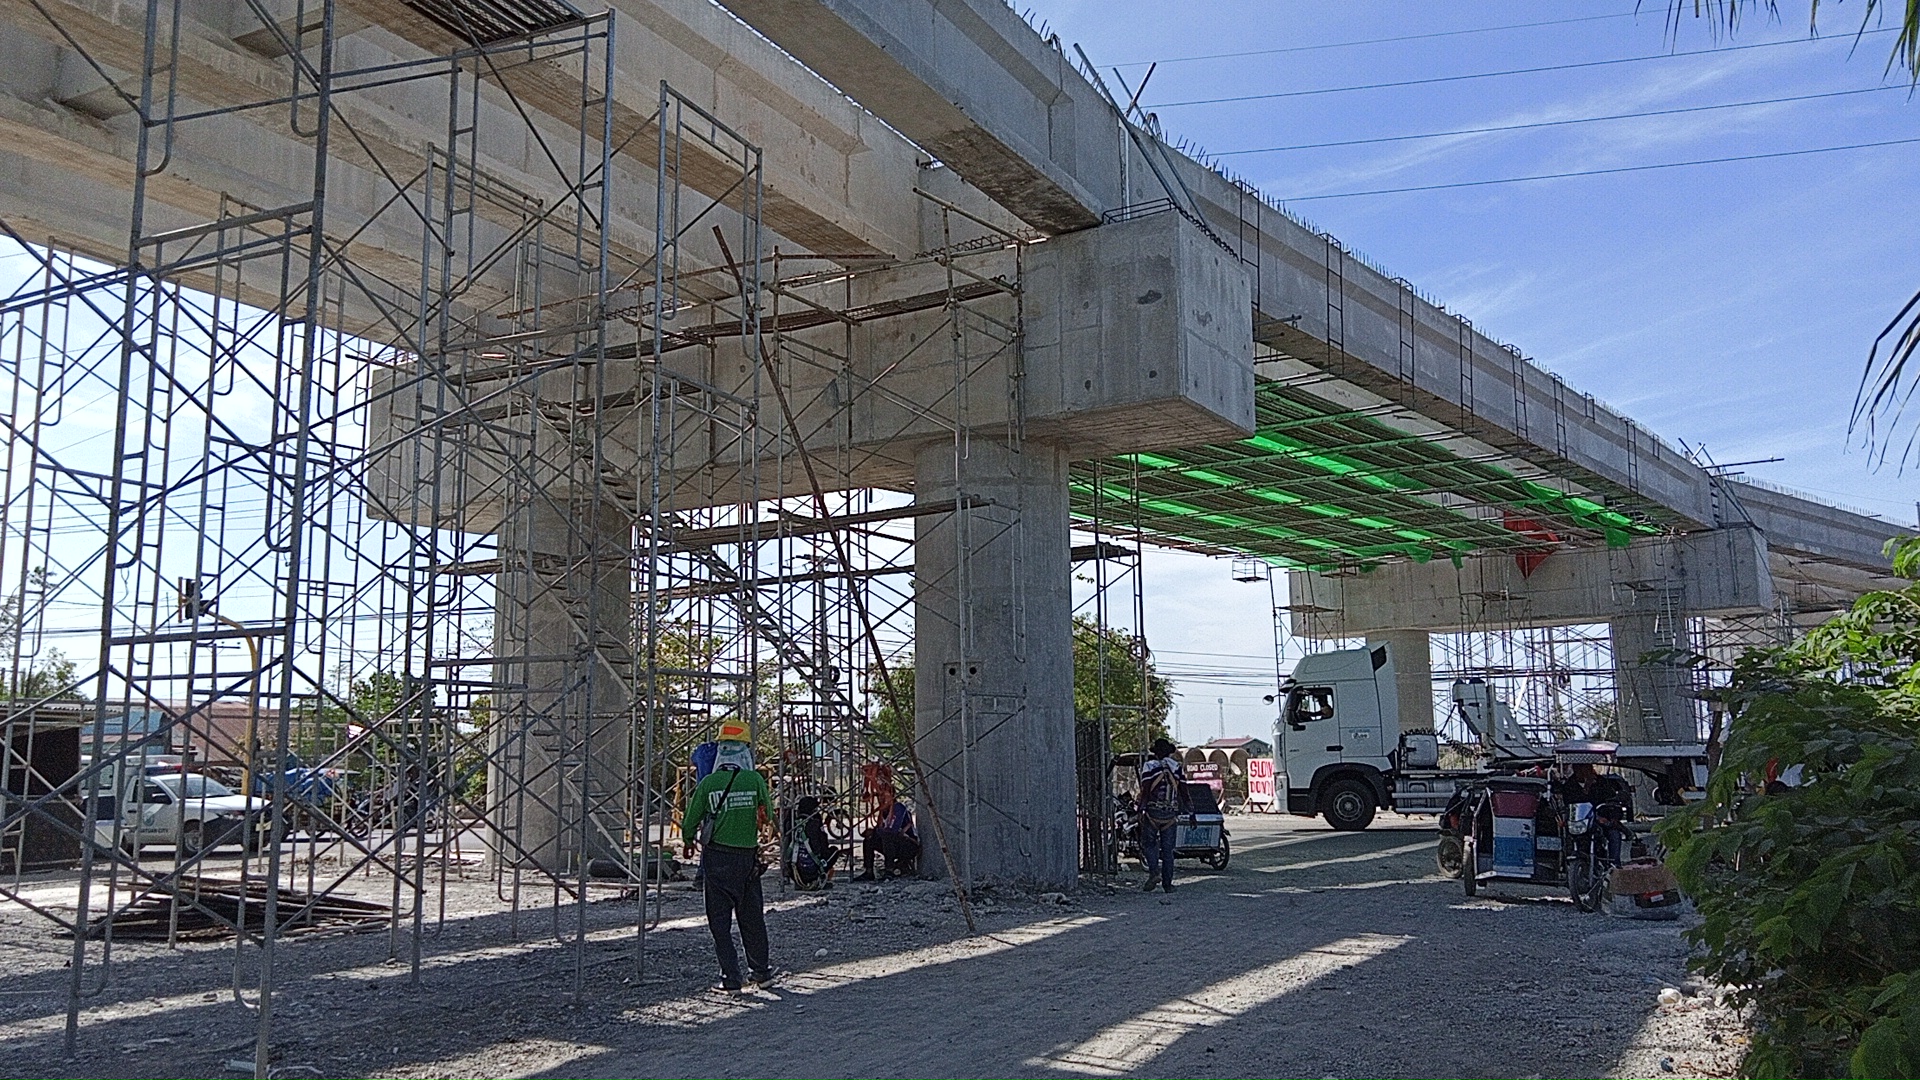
[912,437,1075,890]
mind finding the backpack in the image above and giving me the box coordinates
[1141,763,1182,826]
[789,839,822,887]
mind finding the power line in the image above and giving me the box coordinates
[1148,28,1897,109]
[1278,135,1920,202]
[1215,85,1907,156]
[1111,10,1645,68]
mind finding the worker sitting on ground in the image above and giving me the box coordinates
[785,794,841,888]
[851,789,918,881]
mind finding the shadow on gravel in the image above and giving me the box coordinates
[0,821,1699,1079]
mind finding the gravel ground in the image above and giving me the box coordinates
[0,814,1747,1078]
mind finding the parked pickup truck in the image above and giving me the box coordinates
[91,770,261,856]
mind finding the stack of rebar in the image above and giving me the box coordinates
[82,877,390,941]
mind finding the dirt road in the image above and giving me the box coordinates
[0,814,1743,1078]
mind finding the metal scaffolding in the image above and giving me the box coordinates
[1070,458,1152,875]
[0,0,976,1062]
[1,0,1857,1065]
[1,0,1074,1043]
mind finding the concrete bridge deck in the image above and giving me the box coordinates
[0,0,1907,895]
[717,0,1906,601]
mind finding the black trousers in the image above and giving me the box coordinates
[862,830,919,874]
[1142,818,1178,887]
[701,845,769,986]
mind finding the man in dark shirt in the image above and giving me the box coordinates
[1560,763,1630,864]
[786,794,841,886]
[1138,738,1189,893]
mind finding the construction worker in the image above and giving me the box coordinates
[681,738,778,992]
[1138,738,1188,893]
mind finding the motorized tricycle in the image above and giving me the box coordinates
[1446,740,1639,911]
[1110,761,1231,871]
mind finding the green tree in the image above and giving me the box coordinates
[866,618,1174,754]
[1660,535,1920,1078]
[865,656,913,752]
[0,569,81,703]
[1072,616,1174,753]
[296,668,415,760]
[2,648,82,703]
[458,694,491,804]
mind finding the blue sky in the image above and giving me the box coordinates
[1036,1,1920,742]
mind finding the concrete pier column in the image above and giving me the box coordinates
[912,437,1076,890]
[1366,630,1433,732]
[491,494,633,874]
[1609,611,1696,745]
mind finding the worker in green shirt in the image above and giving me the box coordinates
[681,761,777,991]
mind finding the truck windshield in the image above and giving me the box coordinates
[156,775,235,799]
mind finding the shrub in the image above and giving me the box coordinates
[1661,538,1920,1078]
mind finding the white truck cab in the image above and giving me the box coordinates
[1275,644,1409,830]
[1274,643,1545,829]
[1275,642,1709,831]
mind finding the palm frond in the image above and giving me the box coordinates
[1655,2,1920,464]
[1653,0,1920,80]
[1853,288,1920,471]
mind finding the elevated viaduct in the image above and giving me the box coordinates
[0,0,1903,895]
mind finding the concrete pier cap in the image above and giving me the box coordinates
[1287,527,1776,640]
[1023,210,1256,454]
[1291,527,1776,746]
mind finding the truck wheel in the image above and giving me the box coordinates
[1461,838,1478,897]
[179,821,206,858]
[1321,779,1376,831]
[1435,833,1464,878]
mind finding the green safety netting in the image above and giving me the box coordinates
[1069,378,1674,573]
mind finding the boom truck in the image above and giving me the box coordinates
[1273,643,1708,832]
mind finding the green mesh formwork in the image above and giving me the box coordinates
[1069,378,1675,572]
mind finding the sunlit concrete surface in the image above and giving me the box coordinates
[1027,934,1411,1076]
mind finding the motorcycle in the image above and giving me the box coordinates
[1563,798,1630,913]
[1453,771,1642,912]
